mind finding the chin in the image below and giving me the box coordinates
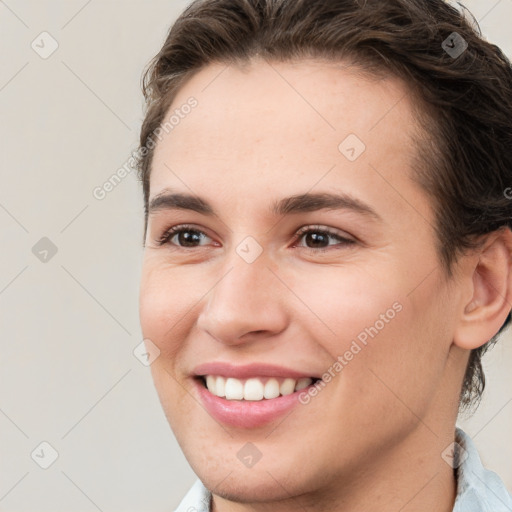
[198,469,307,504]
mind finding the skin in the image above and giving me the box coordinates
[138,58,512,511]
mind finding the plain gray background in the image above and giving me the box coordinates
[0,0,511,510]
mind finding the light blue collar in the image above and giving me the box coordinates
[453,428,512,511]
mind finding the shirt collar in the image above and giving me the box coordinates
[453,427,512,511]
[174,478,211,512]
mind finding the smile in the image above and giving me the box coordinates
[194,374,321,428]
[201,375,317,401]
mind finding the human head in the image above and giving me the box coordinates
[137,0,512,412]
[137,0,512,506]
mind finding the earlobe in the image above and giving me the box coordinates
[454,228,512,350]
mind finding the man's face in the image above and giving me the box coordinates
[139,59,462,502]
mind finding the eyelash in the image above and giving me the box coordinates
[155,224,356,252]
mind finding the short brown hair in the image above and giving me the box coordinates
[137,0,512,412]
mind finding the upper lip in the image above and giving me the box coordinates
[192,362,320,380]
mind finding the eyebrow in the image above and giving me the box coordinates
[148,189,382,220]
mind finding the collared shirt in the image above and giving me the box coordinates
[174,428,512,511]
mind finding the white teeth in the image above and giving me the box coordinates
[295,377,312,391]
[206,375,216,395]
[225,377,244,400]
[280,378,296,396]
[215,376,226,397]
[204,375,315,400]
[244,378,264,401]
[263,378,280,399]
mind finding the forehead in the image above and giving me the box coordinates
[149,58,432,226]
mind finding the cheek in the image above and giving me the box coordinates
[348,289,451,427]
[291,265,449,410]
[287,264,407,354]
[139,267,198,432]
[139,261,199,361]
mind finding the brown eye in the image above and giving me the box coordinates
[157,225,212,247]
[294,226,355,251]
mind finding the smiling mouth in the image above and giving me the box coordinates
[198,375,320,401]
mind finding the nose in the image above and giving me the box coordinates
[196,253,289,346]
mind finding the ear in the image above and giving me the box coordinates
[453,227,512,350]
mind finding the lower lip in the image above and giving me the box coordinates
[194,378,312,428]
